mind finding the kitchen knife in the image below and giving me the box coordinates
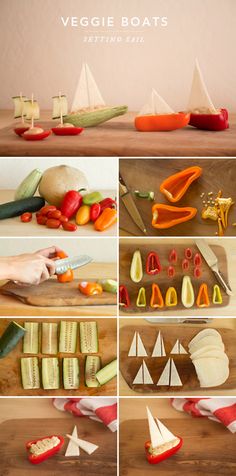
[55,255,92,275]
[195,239,233,296]
[119,174,147,234]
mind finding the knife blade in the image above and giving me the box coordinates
[195,239,233,296]
[119,174,147,234]
[55,255,92,275]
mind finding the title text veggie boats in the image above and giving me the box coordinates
[63,62,127,127]
[135,89,190,132]
[145,407,183,464]
[187,60,229,131]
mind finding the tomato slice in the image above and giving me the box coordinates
[51,127,84,136]
[23,130,51,141]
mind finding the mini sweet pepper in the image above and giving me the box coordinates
[146,251,162,275]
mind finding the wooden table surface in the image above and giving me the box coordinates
[0,263,117,316]
[119,238,236,317]
[119,317,236,396]
[0,189,117,237]
[0,110,235,157]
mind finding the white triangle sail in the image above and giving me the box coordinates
[146,407,165,448]
[133,363,143,384]
[65,425,80,456]
[71,63,105,112]
[128,332,137,357]
[170,339,180,354]
[139,88,174,116]
[161,336,166,357]
[155,418,177,444]
[170,359,183,386]
[179,343,188,355]
[188,59,217,114]
[156,358,170,386]
[152,331,162,357]
[143,361,153,384]
[137,333,148,357]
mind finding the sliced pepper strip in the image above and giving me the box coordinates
[136,287,146,307]
[130,250,143,283]
[150,283,164,308]
[165,287,178,307]
[26,435,64,465]
[160,166,202,203]
[152,204,197,229]
[181,276,195,308]
[146,251,162,275]
[145,438,183,465]
[79,281,103,296]
[212,284,223,305]
[196,283,210,308]
[119,285,130,308]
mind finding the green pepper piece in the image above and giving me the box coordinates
[83,191,103,205]
[136,287,146,307]
[134,190,155,201]
[212,284,223,304]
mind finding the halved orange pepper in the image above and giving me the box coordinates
[196,283,210,308]
[79,281,103,296]
[94,207,117,231]
[159,166,202,203]
[152,204,197,229]
[135,112,190,132]
[150,283,164,308]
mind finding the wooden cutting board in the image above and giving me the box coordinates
[0,318,117,396]
[119,158,236,236]
[0,279,117,307]
[119,325,236,392]
[120,417,236,476]
[0,417,117,476]
[119,242,230,314]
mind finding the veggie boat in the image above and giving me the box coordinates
[63,63,128,127]
[135,89,190,132]
[26,435,64,464]
[52,93,84,136]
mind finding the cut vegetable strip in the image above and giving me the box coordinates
[181,276,195,308]
[23,322,39,354]
[196,283,210,308]
[85,356,101,387]
[42,358,60,389]
[59,321,77,353]
[0,321,26,359]
[165,287,178,307]
[21,357,40,389]
[213,284,223,305]
[150,283,164,308]
[79,321,98,353]
[130,250,143,283]
[159,166,202,203]
[136,287,146,307]
[63,358,80,390]
[42,323,58,355]
[95,359,117,386]
[119,285,130,308]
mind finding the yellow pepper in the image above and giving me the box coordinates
[130,250,143,283]
[136,287,146,307]
[76,205,91,225]
[165,287,178,307]
[212,284,223,305]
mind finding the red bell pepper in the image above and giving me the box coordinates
[90,203,101,222]
[22,129,51,141]
[119,285,130,308]
[60,189,86,219]
[99,197,117,212]
[26,435,64,464]
[146,251,161,275]
[189,108,229,131]
[145,437,183,464]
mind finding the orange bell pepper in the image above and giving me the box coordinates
[196,283,210,307]
[159,166,202,203]
[79,281,103,296]
[135,112,190,132]
[94,207,117,231]
[150,283,164,308]
[55,250,74,283]
[152,204,197,229]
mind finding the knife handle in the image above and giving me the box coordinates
[119,181,128,197]
[212,269,233,296]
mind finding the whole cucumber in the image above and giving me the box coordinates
[15,168,43,200]
[0,196,45,220]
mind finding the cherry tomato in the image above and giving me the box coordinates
[47,210,62,220]
[62,222,77,232]
[46,218,61,229]
[60,215,69,223]
[167,265,175,278]
[185,247,193,260]
[194,267,202,278]
[182,258,189,271]
[21,212,32,223]
[194,253,202,267]
[40,205,57,216]
[36,215,47,225]
[57,269,74,283]
[168,249,177,263]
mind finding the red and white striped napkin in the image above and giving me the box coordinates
[171,398,236,433]
[53,398,117,432]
